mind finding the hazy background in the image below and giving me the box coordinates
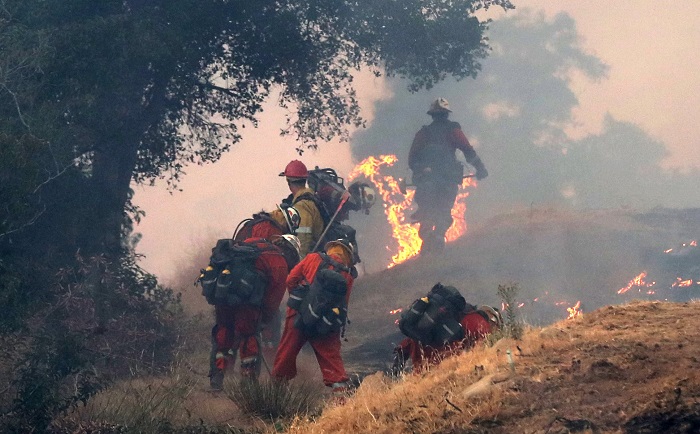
[134,1,700,281]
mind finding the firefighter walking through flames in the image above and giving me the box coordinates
[408,98,488,254]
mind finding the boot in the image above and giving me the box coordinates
[209,369,224,392]
[329,381,351,406]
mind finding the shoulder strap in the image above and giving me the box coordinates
[293,192,331,225]
[317,252,349,274]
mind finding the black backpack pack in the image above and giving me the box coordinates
[198,239,276,306]
[287,253,350,338]
[398,283,471,346]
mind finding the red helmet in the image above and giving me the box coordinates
[279,160,309,179]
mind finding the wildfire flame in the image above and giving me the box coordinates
[672,278,694,288]
[617,271,654,294]
[567,301,582,319]
[348,154,474,267]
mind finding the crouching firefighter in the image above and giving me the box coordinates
[392,283,503,375]
[271,238,356,399]
[197,234,301,390]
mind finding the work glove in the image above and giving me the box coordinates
[471,158,488,180]
[475,166,488,180]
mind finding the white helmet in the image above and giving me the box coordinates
[278,204,301,234]
[427,97,452,115]
[360,185,376,211]
[478,305,504,330]
[274,234,301,268]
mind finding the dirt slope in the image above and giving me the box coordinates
[291,300,700,433]
[342,207,700,373]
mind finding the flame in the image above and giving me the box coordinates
[672,278,693,288]
[349,154,474,267]
[617,271,654,294]
[567,301,582,319]
[389,308,403,315]
[691,240,698,247]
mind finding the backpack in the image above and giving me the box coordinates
[318,222,361,264]
[198,239,276,306]
[287,253,350,338]
[398,283,470,346]
[232,212,286,242]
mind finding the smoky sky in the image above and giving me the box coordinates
[349,11,700,227]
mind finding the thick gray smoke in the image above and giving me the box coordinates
[349,11,700,229]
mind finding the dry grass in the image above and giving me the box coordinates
[288,300,700,433]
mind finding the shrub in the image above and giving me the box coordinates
[497,283,524,340]
[227,379,323,421]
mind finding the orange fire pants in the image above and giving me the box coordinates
[271,307,348,386]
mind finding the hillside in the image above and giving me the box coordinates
[343,207,700,372]
[289,300,700,433]
[55,207,700,433]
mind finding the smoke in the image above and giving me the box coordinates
[135,8,700,280]
[349,10,700,229]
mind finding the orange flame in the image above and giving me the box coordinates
[389,308,403,315]
[567,301,582,319]
[349,154,474,267]
[617,271,654,294]
[672,278,693,288]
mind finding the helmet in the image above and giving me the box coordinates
[325,238,354,261]
[277,204,301,234]
[279,159,309,179]
[360,185,376,211]
[274,234,301,268]
[478,305,504,330]
[427,98,452,115]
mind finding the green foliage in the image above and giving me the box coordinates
[497,283,524,340]
[0,252,183,432]
[227,379,324,421]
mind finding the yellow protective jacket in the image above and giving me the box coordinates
[291,187,325,257]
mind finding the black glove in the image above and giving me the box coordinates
[476,166,488,180]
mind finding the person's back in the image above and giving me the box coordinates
[409,117,467,178]
[407,98,488,254]
[393,284,502,374]
[280,160,327,257]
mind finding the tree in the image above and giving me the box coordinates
[1,1,514,428]
[1,0,513,256]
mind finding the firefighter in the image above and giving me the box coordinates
[392,285,503,375]
[408,98,488,254]
[271,238,355,398]
[279,160,326,257]
[209,234,301,390]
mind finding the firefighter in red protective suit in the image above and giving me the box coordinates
[271,238,355,397]
[227,204,302,370]
[208,234,301,390]
[279,160,326,257]
[408,98,488,254]
[392,284,503,374]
